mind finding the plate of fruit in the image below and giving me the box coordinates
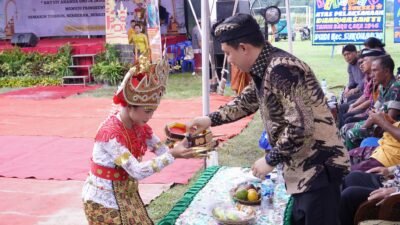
[211,203,256,225]
[230,182,261,205]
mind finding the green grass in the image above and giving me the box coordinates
[0,87,21,94]
[273,27,400,91]
[74,73,233,99]
[147,170,203,221]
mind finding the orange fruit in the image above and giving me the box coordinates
[247,188,259,202]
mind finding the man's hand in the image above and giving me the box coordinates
[186,116,211,135]
[367,166,390,178]
[345,88,358,98]
[348,104,355,113]
[368,187,397,201]
[251,157,274,180]
[343,87,350,96]
[363,111,386,128]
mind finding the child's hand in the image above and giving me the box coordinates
[169,139,195,159]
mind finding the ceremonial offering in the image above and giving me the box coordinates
[164,122,216,149]
[230,181,262,205]
[165,122,186,141]
[211,203,256,225]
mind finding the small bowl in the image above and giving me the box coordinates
[230,182,261,206]
[211,203,256,225]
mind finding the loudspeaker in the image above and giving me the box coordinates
[11,33,38,47]
[213,0,250,54]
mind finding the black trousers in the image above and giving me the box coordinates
[338,98,365,128]
[339,171,382,225]
[291,183,341,225]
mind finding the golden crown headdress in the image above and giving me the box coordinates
[114,55,169,107]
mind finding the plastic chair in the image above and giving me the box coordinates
[182,58,195,72]
[355,193,400,224]
[180,41,195,72]
[175,42,186,62]
[166,44,177,68]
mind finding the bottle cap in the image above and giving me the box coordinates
[265,175,271,179]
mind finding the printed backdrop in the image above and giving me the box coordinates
[0,0,185,38]
[313,0,386,45]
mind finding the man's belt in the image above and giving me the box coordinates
[91,160,129,181]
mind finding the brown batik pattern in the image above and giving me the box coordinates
[113,178,154,225]
[209,42,350,194]
[84,200,121,225]
[83,178,153,225]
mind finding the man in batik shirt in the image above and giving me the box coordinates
[187,14,349,225]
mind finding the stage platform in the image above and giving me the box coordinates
[0,37,105,55]
[0,34,188,55]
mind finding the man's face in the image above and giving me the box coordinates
[371,60,388,85]
[221,43,250,72]
[131,22,135,28]
[343,51,357,64]
[359,57,372,75]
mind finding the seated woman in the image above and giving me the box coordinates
[82,56,197,225]
[350,111,400,171]
[340,165,400,225]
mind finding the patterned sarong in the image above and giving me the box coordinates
[84,178,153,225]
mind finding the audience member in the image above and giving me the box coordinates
[338,49,384,128]
[192,19,202,74]
[341,44,364,103]
[351,111,400,171]
[364,37,386,53]
[340,165,400,225]
[343,55,400,150]
[230,63,251,95]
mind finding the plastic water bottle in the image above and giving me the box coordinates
[273,164,289,223]
[321,79,327,94]
[260,175,275,220]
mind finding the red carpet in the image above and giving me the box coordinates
[0,85,101,100]
[0,178,171,225]
[0,96,252,184]
[0,136,203,184]
[0,178,86,225]
[0,178,170,225]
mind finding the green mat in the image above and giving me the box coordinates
[157,166,221,225]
